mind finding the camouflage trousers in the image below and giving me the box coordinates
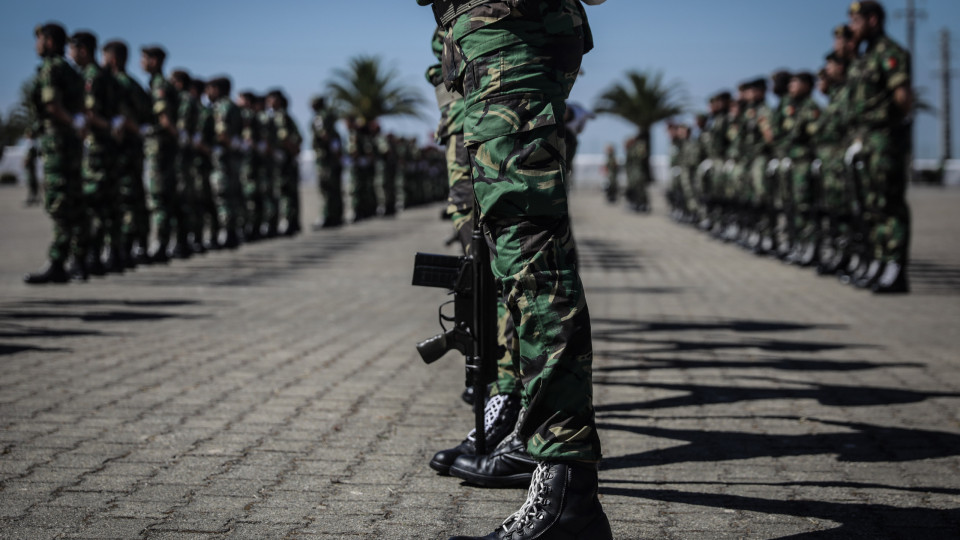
[40,134,85,264]
[118,146,149,251]
[444,3,600,461]
[241,158,264,235]
[860,131,911,264]
[145,137,183,249]
[176,148,197,245]
[81,142,121,257]
[442,130,520,397]
[278,158,300,232]
[318,161,344,225]
[211,151,242,235]
[377,160,398,216]
[351,161,377,220]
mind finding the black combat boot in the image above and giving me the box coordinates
[431,394,521,475]
[102,247,126,275]
[23,261,70,285]
[449,423,537,488]
[448,461,612,540]
[222,229,240,250]
[171,239,193,260]
[149,244,170,264]
[67,256,89,282]
[872,261,909,294]
[86,252,107,277]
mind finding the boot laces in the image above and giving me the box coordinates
[501,462,552,533]
[466,393,510,442]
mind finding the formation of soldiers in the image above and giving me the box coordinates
[660,1,913,295]
[23,23,450,285]
[311,97,449,229]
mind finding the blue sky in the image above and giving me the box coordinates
[1,0,957,159]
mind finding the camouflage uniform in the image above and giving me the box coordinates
[211,95,243,243]
[33,54,85,266]
[311,107,344,226]
[348,122,378,220]
[113,71,151,257]
[239,103,264,237]
[193,98,219,245]
[814,82,853,259]
[274,108,302,234]
[78,61,121,265]
[781,95,822,250]
[375,132,398,216]
[604,148,618,203]
[429,0,600,462]
[259,108,279,235]
[145,72,181,254]
[175,85,201,250]
[847,33,911,266]
[428,26,519,398]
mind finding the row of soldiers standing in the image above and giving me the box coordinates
[311,100,449,229]
[24,23,304,284]
[664,1,912,294]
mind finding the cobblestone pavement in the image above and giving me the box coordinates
[1,184,959,540]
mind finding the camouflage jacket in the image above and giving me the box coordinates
[846,33,910,134]
[176,91,200,144]
[212,97,242,156]
[780,95,820,161]
[274,111,302,160]
[113,71,150,151]
[740,101,770,161]
[147,72,179,140]
[33,55,83,139]
[705,111,729,160]
[311,110,342,166]
[813,84,850,151]
[79,62,118,147]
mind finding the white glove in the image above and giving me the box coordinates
[111,116,125,131]
[780,158,793,172]
[73,114,87,131]
[766,159,780,176]
[844,140,863,166]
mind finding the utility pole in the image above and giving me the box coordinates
[897,0,925,178]
[939,28,954,164]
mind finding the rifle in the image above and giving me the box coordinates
[412,220,498,455]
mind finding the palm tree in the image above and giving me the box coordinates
[595,70,685,180]
[326,55,424,123]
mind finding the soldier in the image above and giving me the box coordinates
[780,72,822,266]
[171,69,199,257]
[25,22,87,284]
[845,0,912,293]
[259,93,279,237]
[69,31,122,276]
[603,144,618,203]
[140,45,181,263]
[700,91,731,231]
[372,121,398,216]
[310,96,344,229]
[191,77,219,251]
[419,0,611,538]
[346,115,377,221]
[102,41,151,268]
[207,77,243,249]
[237,91,264,240]
[816,43,856,275]
[424,25,523,478]
[762,70,793,256]
[266,89,302,236]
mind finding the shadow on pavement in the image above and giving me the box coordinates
[0,343,67,356]
[599,417,960,469]
[578,237,645,271]
[599,481,960,539]
[593,356,921,373]
[594,379,959,411]
[592,318,846,334]
[908,259,960,295]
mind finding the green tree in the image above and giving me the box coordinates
[326,55,424,123]
[595,70,685,178]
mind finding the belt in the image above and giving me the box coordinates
[432,0,495,27]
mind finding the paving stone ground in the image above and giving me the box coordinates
[1,183,959,540]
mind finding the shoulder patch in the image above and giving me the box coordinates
[886,57,898,70]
